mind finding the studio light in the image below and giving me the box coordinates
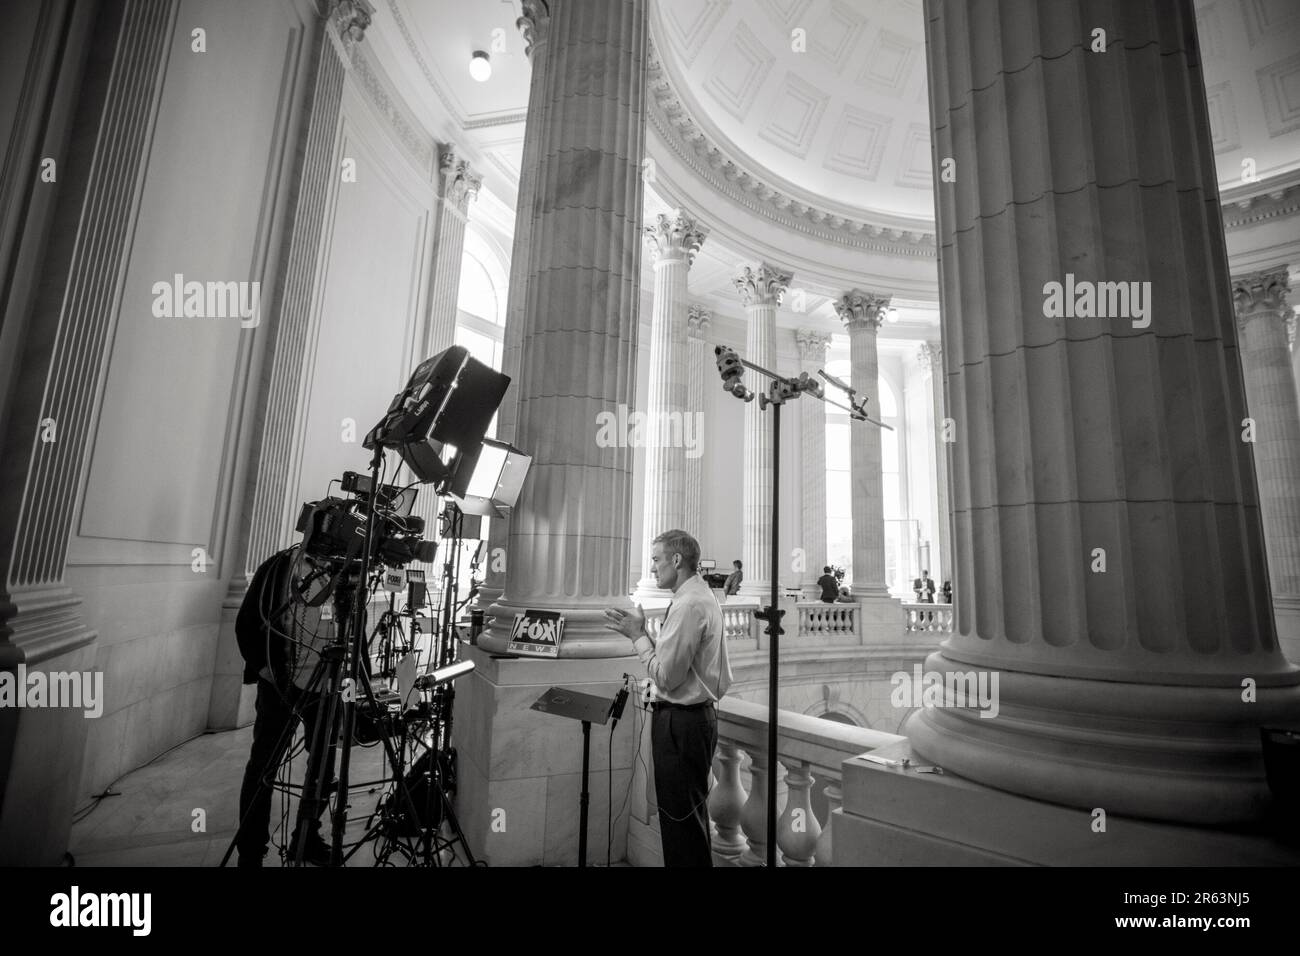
[365,345,510,495]
[886,307,900,323]
[470,51,491,82]
[451,437,532,517]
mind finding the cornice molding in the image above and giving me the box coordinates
[645,39,937,259]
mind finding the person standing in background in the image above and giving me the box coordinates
[724,559,742,596]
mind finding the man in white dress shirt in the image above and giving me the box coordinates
[604,529,732,866]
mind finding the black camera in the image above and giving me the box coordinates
[295,473,436,569]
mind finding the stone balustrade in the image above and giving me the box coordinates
[645,599,945,642]
[902,602,954,634]
[710,697,903,865]
[797,602,856,638]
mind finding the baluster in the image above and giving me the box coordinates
[814,780,843,866]
[709,741,747,863]
[739,748,770,866]
[777,760,820,866]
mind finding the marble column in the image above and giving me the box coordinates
[0,0,174,865]
[633,211,706,605]
[1234,268,1300,663]
[909,0,1300,824]
[835,290,890,598]
[733,264,793,602]
[423,145,481,356]
[478,0,550,610]
[918,340,951,589]
[411,144,481,548]
[480,0,648,657]
[796,329,833,597]
[214,11,352,733]
[685,306,712,540]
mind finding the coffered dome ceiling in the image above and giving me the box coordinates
[369,0,1300,294]
[653,0,933,230]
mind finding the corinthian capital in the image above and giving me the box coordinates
[734,263,793,308]
[918,340,942,371]
[439,144,482,210]
[834,289,890,330]
[795,328,833,361]
[687,306,712,339]
[1233,268,1290,322]
[517,0,551,60]
[324,0,373,45]
[644,211,707,267]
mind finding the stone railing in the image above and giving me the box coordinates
[710,697,904,866]
[645,603,761,643]
[902,602,953,634]
[797,602,856,638]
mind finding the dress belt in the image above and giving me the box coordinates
[651,700,714,711]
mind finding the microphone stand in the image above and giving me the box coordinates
[713,345,888,868]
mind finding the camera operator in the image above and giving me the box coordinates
[233,545,338,867]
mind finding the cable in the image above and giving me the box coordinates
[607,723,614,867]
[71,728,223,824]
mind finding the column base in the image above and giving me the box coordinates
[835,740,1300,865]
[209,581,256,731]
[629,581,673,609]
[852,584,892,601]
[481,599,637,658]
[0,586,98,865]
[450,646,637,865]
[905,650,1300,826]
[1276,596,1300,666]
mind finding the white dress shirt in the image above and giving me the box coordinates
[633,573,732,705]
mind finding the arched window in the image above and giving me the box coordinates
[456,251,500,326]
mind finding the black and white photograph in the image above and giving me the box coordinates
[1,0,1298,932]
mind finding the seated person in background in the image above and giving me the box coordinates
[724,559,743,596]
[941,580,952,604]
[816,566,839,604]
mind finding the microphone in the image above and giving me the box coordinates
[818,368,855,396]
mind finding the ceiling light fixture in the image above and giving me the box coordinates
[886,307,900,323]
[470,50,491,82]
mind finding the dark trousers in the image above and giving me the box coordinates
[236,677,337,859]
[652,704,718,867]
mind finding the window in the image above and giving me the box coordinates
[456,252,500,326]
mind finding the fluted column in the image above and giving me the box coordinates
[1235,269,1300,663]
[479,0,551,609]
[796,330,833,596]
[918,341,951,588]
[910,0,1300,824]
[734,264,793,601]
[836,291,890,597]
[685,307,712,539]
[481,0,648,656]
[242,13,350,579]
[409,145,481,548]
[633,212,706,604]
[0,0,177,864]
[424,145,481,355]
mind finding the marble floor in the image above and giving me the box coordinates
[68,724,461,867]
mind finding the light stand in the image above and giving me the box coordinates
[714,345,889,868]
